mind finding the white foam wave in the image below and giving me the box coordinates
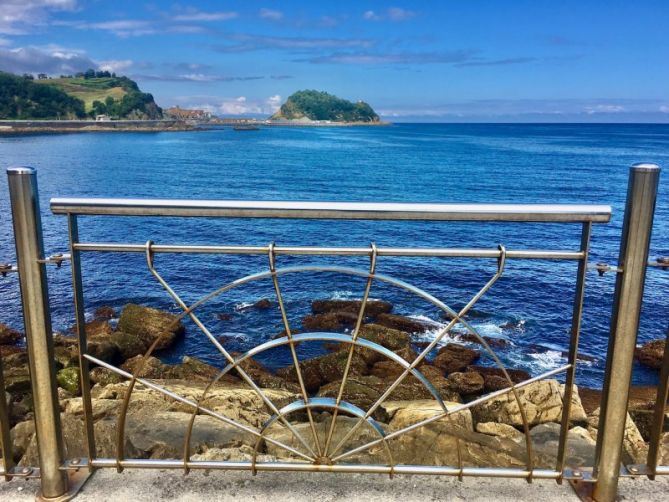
[527,350,566,371]
[234,302,254,312]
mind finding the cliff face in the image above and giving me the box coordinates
[271,90,380,122]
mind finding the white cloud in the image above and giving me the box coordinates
[0,45,95,74]
[660,105,669,113]
[363,7,415,22]
[585,104,625,115]
[0,0,77,34]
[267,94,282,112]
[259,8,283,21]
[172,10,238,22]
[81,20,156,37]
[97,59,133,73]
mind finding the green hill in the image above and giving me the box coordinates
[0,70,162,120]
[271,90,380,122]
[0,72,86,119]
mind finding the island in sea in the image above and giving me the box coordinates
[268,90,386,126]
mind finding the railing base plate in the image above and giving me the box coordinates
[569,478,595,502]
[36,468,92,502]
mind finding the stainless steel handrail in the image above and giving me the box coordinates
[50,198,612,222]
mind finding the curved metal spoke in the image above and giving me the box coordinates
[267,242,323,456]
[143,242,317,459]
[328,246,513,459]
[323,243,378,456]
[253,397,394,470]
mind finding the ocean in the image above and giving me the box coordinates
[0,123,667,389]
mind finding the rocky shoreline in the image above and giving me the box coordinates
[1,299,668,468]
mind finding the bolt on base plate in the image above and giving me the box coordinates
[36,468,92,502]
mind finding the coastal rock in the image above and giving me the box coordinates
[94,306,116,320]
[11,420,35,462]
[386,400,532,467]
[475,422,524,441]
[587,407,647,464]
[457,333,510,349]
[375,313,432,333]
[447,371,484,395]
[635,339,665,369]
[628,402,669,441]
[4,367,31,394]
[318,374,459,411]
[116,304,185,351]
[191,445,275,463]
[471,380,587,427]
[311,299,393,317]
[466,366,531,392]
[302,311,358,331]
[56,367,81,395]
[265,416,384,463]
[276,351,368,393]
[433,344,480,374]
[530,423,596,467]
[120,355,223,383]
[0,324,22,345]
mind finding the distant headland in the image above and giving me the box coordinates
[269,90,386,126]
[0,71,387,133]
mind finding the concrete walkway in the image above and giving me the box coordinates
[0,470,667,501]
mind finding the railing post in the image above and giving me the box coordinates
[7,167,68,499]
[593,163,661,501]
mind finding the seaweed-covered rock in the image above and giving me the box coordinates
[57,367,81,395]
[116,304,185,351]
[90,367,123,386]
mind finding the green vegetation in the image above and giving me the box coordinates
[0,70,163,120]
[271,90,380,122]
[0,72,86,119]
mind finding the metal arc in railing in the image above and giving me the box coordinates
[251,397,394,475]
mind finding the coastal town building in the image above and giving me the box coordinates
[165,106,211,121]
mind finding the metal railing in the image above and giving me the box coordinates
[0,163,664,502]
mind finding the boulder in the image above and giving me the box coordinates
[302,311,358,331]
[466,366,531,392]
[191,445,275,463]
[635,339,665,369]
[10,420,35,463]
[116,304,185,351]
[587,407,647,464]
[277,351,368,393]
[318,373,460,411]
[385,400,533,467]
[629,402,669,441]
[458,333,510,349]
[375,313,432,333]
[4,367,31,394]
[475,422,524,441]
[0,324,22,345]
[120,355,225,383]
[471,380,587,427]
[94,306,116,320]
[447,372,484,395]
[433,344,480,374]
[89,367,123,386]
[530,423,596,467]
[311,299,393,317]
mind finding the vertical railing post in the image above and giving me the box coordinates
[593,163,661,501]
[7,167,68,499]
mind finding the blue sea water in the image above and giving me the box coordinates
[0,123,667,389]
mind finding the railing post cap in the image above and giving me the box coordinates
[631,162,661,172]
[7,166,36,176]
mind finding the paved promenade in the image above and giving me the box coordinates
[0,469,666,501]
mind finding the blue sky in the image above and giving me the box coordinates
[1,1,668,122]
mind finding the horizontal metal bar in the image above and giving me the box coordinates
[653,466,669,476]
[51,198,612,223]
[72,243,585,260]
[85,458,561,478]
